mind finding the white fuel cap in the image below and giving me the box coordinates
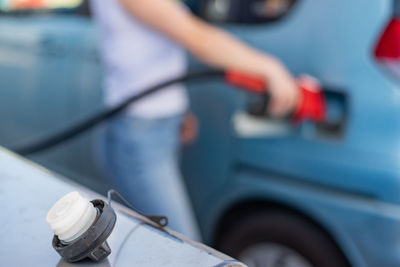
[46,191,97,243]
[47,192,116,262]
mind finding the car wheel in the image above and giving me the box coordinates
[216,210,350,267]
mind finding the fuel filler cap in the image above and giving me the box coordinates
[46,192,116,262]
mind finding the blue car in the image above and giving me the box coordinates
[1,0,399,266]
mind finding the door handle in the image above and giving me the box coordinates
[38,36,66,57]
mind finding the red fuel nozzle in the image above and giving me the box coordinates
[225,71,326,124]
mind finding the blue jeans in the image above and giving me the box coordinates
[100,114,200,240]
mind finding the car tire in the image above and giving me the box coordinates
[216,209,350,267]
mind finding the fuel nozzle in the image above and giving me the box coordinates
[225,71,326,124]
[46,192,116,263]
[292,75,326,124]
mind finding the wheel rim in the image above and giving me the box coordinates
[238,243,313,267]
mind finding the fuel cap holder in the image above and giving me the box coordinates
[52,199,116,263]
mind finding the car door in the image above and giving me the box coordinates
[0,13,70,146]
[0,0,106,190]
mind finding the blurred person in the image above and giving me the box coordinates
[91,0,299,240]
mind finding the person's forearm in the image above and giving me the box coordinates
[118,0,283,80]
[118,0,298,115]
[182,19,284,80]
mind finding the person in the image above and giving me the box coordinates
[90,0,299,241]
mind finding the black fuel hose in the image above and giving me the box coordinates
[12,70,225,156]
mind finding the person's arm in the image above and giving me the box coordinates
[119,0,298,116]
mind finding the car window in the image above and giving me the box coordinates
[0,0,87,15]
[198,0,297,24]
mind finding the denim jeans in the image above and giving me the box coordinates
[99,114,200,240]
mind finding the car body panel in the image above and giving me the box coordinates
[0,147,245,267]
[0,15,107,192]
[183,0,400,266]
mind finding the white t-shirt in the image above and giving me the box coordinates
[90,0,188,118]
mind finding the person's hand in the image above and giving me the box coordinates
[180,112,198,145]
[264,58,299,117]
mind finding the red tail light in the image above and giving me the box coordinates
[375,18,400,60]
[374,17,400,78]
